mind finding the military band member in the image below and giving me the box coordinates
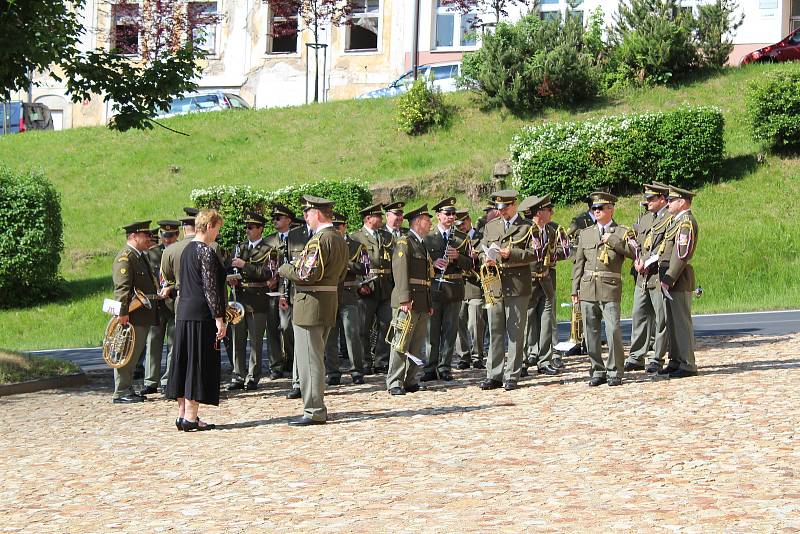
[571,192,636,387]
[139,220,180,394]
[263,203,295,380]
[383,201,407,239]
[520,195,568,377]
[226,213,274,391]
[454,210,486,370]
[476,201,499,233]
[112,221,159,403]
[350,204,395,375]
[387,204,434,395]
[284,212,312,400]
[624,183,672,374]
[324,212,367,385]
[279,195,348,426]
[658,185,699,378]
[567,197,596,249]
[478,190,536,392]
[423,198,473,381]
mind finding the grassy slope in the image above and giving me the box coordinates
[0,350,80,383]
[0,64,797,350]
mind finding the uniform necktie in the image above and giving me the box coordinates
[505,220,511,231]
[599,226,605,239]
[443,230,449,242]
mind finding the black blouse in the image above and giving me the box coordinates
[177,241,226,321]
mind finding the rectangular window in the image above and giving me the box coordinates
[189,1,218,54]
[346,0,379,51]
[569,9,583,25]
[540,10,560,21]
[268,8,298,53]
[112,3,140,55]
[435,0,478,49]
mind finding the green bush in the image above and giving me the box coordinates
[695,0,744,69]
[191,179,372,249]
[509,106,724,204]
[0,167,64,307]
[746,67,800,148]
[459,13,601,114]
[396,76,451,135]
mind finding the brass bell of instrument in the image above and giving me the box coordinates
[479,263,502,309]
[386,308,415,354]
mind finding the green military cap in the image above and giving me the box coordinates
[291,216,305,227]
[588,191,618,208]
[157,219,181,237]
[482,200,495,212]
[490,189,518,209]
[332,212,347,225]
[243,212,266,226]
[383,201,405,214]
[183,207,199,217]
[404,204,432,221]
[179,216,195,225]
[518,196,537,214]
[122,220,151,234]
[148,226,160,237]
[668,185,696,200]
[270,203,294,219]
[432,197,457,213]
[300,194,335,211]
[643,183,669,198]
[360,203,384,217]
[519,195,552,214]
[455,208,469,220]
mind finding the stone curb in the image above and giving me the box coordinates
[0,372,88,397]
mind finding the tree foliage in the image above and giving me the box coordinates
[442,0,532,25]
[694,0,744,68]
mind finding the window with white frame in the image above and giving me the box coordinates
[189,1,219,54]
[537,0,583,23]
[268,7,299,53]
[346,0,380,51]
[112,2,140,55]
[791,0,800,30]
[435,0,478,49]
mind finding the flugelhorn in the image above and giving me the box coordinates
[386,308,415,354]
[480,263,502,308]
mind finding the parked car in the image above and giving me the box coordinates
[741,28,800,65]
[155,91,251,118]
[356,62,462,99]
[0,102,54,135]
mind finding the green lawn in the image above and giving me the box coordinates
[0,64,798,350]
[0,350,81,384]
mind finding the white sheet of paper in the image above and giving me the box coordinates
[644,254,659,269]
[103,299,121,315]
[266,292,284,297]
[662,286,673,301]
[482,243,502,262]
[554,341,577,352]
[405,352,424,366]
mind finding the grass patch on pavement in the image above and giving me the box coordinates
[0,350,81,384]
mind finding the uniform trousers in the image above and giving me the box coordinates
[359,295,392,370]
[232,310,267,384]
[265,296,289,374]
[280,301,295,375]
[424,297,461,376]
[293,324,331,422]
[324,302,364,379]
[455,298,485,364]
[144,310,173,388]
[387,310,429,390]
[666,290,696,372]
[114,323,149,398]
[524,281,554,369]
[626,283,668,366]
[486,295,529,383]
[581,300,624,378]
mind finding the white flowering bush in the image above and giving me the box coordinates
[510,106,724,204]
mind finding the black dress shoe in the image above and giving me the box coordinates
[588,376,607,387]
[244,380,258,391]
[175,417,183,430]
[269,371,282,380]
[325,376,341,386]
[363,366,375,376]
[645,362,662,374]
[181,418,215,431]
[520,367,529,378]
[479,379,502,390]
[288,417,326,426]
[608,377,623,386]
[624,362,645,372]
[456,360,470,370]
[388,387,405,396]
[668,368,698,378]
[140,385,158,395]
[420,372,437,382]
[113,394,144,404]
[439,371,454,381]
[227,381,244,391]
[352,375,365,385]
[286,388,301,399]
[404,383,421,393]
[537,365,559,376]
[503,381,517,391]
[551,357,564,369]
[374,367,389,374]
[658,362,680,375]
[473,360,486,369]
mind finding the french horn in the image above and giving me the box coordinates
[102,289,152,369]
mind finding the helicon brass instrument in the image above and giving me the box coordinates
[479,263,502,308]
[102,288,153,369]
[386,308,415,354]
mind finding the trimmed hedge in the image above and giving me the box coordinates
[510,106,724,204]
[190,179,372,250]
[0,167,64,307]
[746,67,800,148]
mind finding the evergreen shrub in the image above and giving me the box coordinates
[396,76,451,135]
[746,68,800,148]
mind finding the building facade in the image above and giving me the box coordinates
[12,0,800,129]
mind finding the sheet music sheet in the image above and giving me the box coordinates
[482,243,502,262]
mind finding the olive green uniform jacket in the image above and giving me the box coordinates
[462,228,483,300]
[350,227,395,300]
[567,210,595,248]
[147,244,174,313]
[390,232,433,313]
[340,236,368,306]
[425,227,473,303]
[636,207,672,290]
[478,215,536,298]
[232,238,275,313]
[572,222,636,302]
[659,210,698,292]
[113,244,158,327]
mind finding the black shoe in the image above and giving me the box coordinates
[244,380,258,391]
[624,362,645,372]
[388,387,405,396]
[520,367,529,378]
[140,385,158,395]
[325,376,341,386]
[668,368,698,379]
[181,418,215,431]
[420,372,437,382]
[269,371,282,380]
[537,365,559,376]
[503,381,517,391]
[479,379,502,390]
[645,362,662,374]
[658,362,680,375]
[363,366,375,376]
[374,367,389,374]
[227,381,244,391]
[286,388,301,399]
[588,376,607,387]
[175,417,183,430]
[551,357,564,369]
[133,393,147,401]
[439,371,454,381]
[404,383,421,393]
[113,394,145,404]
[456,360,470,370]
[288,417,326,426]
[473,360,486,370]
[608,377,623,386]
[352,375,365,385]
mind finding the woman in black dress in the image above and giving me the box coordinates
[166,209,226,431]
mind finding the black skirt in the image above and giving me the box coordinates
[165,319,221,406]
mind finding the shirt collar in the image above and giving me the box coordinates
[597,220,613,231]
[249,238,263,247]
[126,244,142,257]
[503,214,519,226]
[675,209,691,219]
[409,229,423,243]
[588,211,597,223]
[314,223,334,234]
[363,225,375,238]
[657,205,669,217]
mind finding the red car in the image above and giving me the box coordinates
[741,28,800,65]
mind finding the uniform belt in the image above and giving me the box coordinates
[443,273,463,280]
[502,262,531,269]
[241,282,268,288]
[343,281,360,287]
[531,272,550,279]
[295,286,338,292]
[585,270,621,279]
[371,268,392,274]
[409,278,431,287]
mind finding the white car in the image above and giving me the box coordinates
[357,62,461,99]
[155,91,250,118]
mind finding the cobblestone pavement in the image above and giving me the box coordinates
[2,333,799,533]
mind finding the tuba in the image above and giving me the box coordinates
[386,308,415,354]
[480,263,502,308]
[102,289,152,369]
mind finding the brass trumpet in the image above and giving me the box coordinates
[386,308,414,354]
[480,263,502,308]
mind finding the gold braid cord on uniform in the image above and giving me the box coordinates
[295,238,324,281]
[644,214,673,251]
